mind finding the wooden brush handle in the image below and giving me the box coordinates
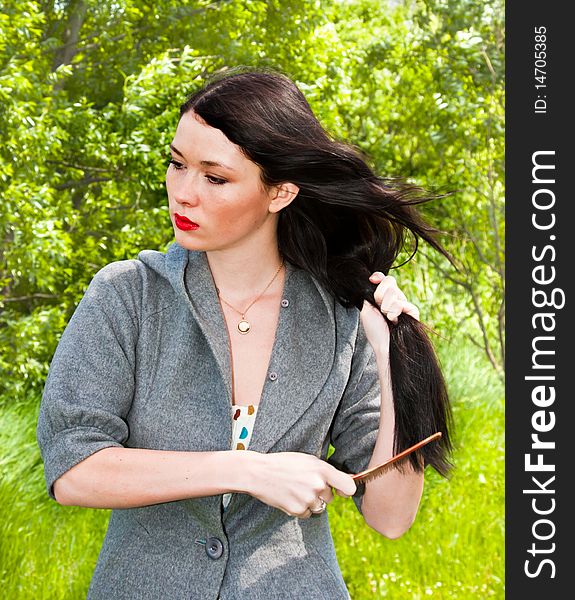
[351,432,443,483]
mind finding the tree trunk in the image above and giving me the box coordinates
[52,0,88,73]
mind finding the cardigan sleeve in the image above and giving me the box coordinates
[327,322,381,516]
[36,262,141,501]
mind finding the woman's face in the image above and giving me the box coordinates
[166,111,280,254]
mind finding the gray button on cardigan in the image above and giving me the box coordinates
[36,242,382,599]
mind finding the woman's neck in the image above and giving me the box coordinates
[206,244,284,303]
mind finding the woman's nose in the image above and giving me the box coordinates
[173,174,201,207]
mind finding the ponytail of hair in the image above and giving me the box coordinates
[277,175,454,476]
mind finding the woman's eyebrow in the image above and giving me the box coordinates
[199,159,237,172]
[169,144,237,172]
[169,144,185,158]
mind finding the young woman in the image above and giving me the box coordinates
[37,68,452,599]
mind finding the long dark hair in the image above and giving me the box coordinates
[180,67,453,476]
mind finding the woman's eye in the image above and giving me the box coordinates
[205,175,227,185]
[168,159,185,170]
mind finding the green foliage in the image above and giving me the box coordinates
[318,0,505,374]
[1,0,504,405]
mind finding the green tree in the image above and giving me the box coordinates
[316,0,505,375]
[0,0,505,405]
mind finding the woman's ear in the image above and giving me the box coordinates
[269,183,299,213]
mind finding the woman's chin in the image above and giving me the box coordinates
[173,230,209,252]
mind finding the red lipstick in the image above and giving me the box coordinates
[174,213,199,231]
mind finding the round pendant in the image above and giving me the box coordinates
[237,320,251,334]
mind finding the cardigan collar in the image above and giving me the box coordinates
[139,242,337,455]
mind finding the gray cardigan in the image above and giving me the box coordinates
[36,242,382,599]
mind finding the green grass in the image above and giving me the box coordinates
[0,338,504,599]
[331,339,504,598]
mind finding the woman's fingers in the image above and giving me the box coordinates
[397,301,420,322]
[251,452,356,519]
[321,487,335,503]
[369,272,420,323]
[296,470,355,519]
[295,486,336,519]
[329,470,357,498]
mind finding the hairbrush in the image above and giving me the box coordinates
[351,432,442,484]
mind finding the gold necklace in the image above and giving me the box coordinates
[217,261,284,334]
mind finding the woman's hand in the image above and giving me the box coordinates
[360,272,420,354]
[242,450,357,519]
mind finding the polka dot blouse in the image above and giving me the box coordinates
[222,404,258,511]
